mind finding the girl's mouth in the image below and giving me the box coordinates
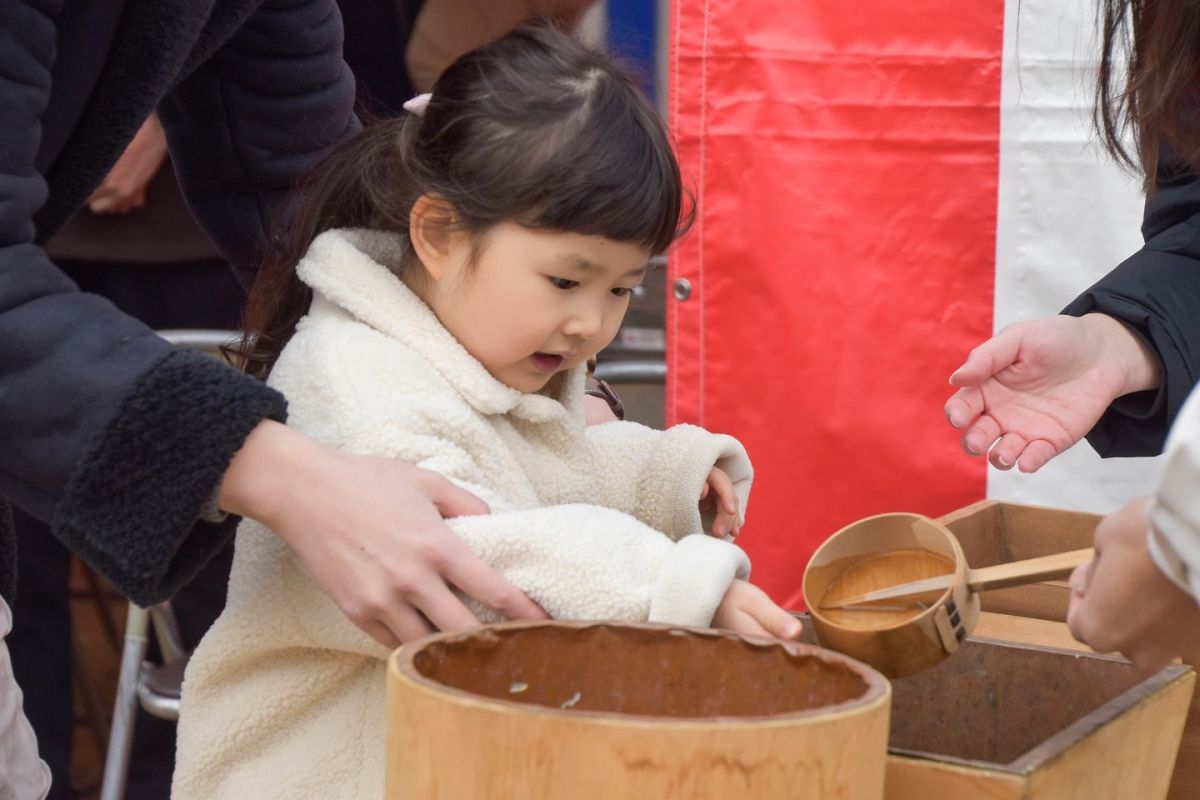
[530,352,565,373]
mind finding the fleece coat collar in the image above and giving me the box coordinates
[297,228,585,424]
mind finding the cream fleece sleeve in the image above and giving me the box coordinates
[275,323,751,627]
[586,421,753,540]
[1147,387,1200,600]
[446,505,749,627]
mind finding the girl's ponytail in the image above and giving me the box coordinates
[238,117,423,379]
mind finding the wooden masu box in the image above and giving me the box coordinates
[885,636,1191,799]
[929,499,1198,799]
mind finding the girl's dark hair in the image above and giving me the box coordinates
[239,23,690,379]
[1096,0,1200,185]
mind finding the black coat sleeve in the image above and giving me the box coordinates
[158,0,361,286]
[0,0,309,605]
[1062,156,1200,457]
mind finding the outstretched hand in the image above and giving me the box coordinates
[944,314,1161,472]
[219,421,548,648]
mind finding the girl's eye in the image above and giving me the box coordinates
[550,277,579,290]
[611,287,634,297]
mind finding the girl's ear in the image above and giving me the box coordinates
[409,194,457,283]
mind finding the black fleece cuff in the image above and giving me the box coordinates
[52,348,286,606]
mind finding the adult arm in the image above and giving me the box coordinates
[1060,153,1200,455]
[944,152,1200,469]
[156,0,543,643]
[0,1,285,604]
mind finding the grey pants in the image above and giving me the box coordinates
[0,597,50,800]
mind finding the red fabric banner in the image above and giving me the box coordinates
[668,0,1005,607]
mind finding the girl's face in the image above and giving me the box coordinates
[418,222,650,393]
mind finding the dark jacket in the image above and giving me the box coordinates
[0,0,358,606]
[1063,153,1200,457]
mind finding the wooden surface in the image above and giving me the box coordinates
[1027,670,1194,799]
[818,549,953,618]
[882,626,1194,800]
[804,513,979,678]
[973,612,1093,653]
[940,501,1200,800]
[886,758,1023,800]
[938,500,1099,621]
[822,549,1093,610]
[387,622,892,799]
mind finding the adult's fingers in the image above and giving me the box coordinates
[961,413,1002,456]
[944,386,986,429]
[424,472,491,518]
[405,578,482,634]
[1017,439,1059,473]
[362,619,403,650]
[949,327,1023,387]
[440,540,548,622]
[989,432,1027,470]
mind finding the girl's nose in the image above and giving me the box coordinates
[564,306,604,340]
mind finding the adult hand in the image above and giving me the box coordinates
[944,314,1162,472]
[712,580,803,640]
[1067,497,1200,674]
[86,113,168,214]
[218,421,548,648]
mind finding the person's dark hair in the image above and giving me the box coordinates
[238,23,690,379]
[1095,0,1200,185]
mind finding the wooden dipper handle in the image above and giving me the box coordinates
[819,548,1095,610]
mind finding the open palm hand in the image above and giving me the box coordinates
[944,315,1154,472]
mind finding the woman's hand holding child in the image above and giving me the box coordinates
[218,420,547,648]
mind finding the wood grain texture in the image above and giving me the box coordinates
[386,622,892,799]
[804,513,980,677]
[885,757,1023,800]
[1026,671,1194,799]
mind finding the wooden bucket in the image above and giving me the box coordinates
[386,620,892,799]
[803,512,981,677]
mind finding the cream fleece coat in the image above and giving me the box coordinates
[1148,385,1200,600]
[172,229,753,800]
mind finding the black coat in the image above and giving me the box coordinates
[1063,153,1200,457]
[0,0,358,605]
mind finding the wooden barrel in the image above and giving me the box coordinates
[386,620,891,799]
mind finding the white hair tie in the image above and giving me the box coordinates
[403,93,432,117]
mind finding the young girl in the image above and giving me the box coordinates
[173,25,800,800]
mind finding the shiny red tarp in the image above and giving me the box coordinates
[667,0,1004,607]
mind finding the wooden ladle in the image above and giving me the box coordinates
[801,512,1095,677]
[818,547,1094,610]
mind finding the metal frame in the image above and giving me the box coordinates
[99,330,234,800]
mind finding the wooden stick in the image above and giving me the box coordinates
[818,548,1094,610]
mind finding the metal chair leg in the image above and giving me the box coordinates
[99,605,149,800]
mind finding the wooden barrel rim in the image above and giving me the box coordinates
[804,512,966,632]
[390,620,891,726]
